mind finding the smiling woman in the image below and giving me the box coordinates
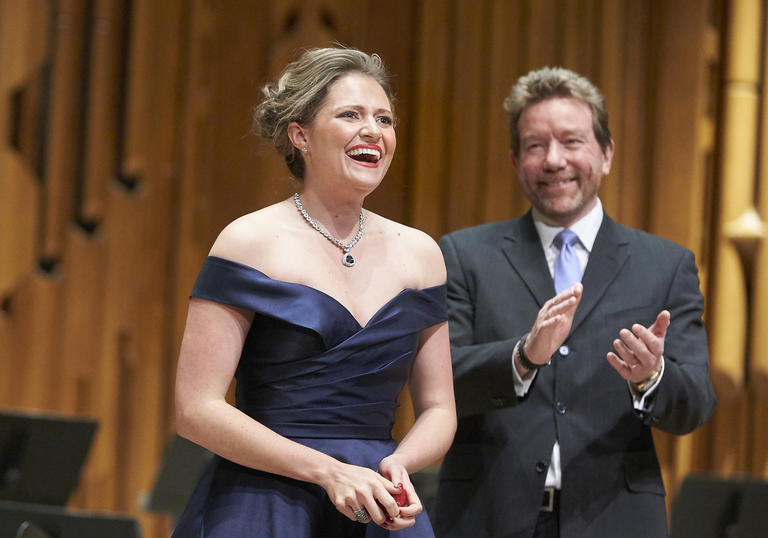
[286,71,396,201]
[171,47,456,538]
[253,48,395,181]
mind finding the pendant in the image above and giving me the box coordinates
[342,252,355,267]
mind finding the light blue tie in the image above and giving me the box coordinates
[554,229,581,293]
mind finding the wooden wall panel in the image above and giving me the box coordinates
[595,0,625,219]
[561,0,599,75]
[647,0,722,493]
[120,0,151,181]
[0,0,48,297]
[752,0,768,477]
[81,0,126,224]
[444,0,490,231]
[13,274,63,410]
[525,0,561,69]
[3,2,767,537]
[43,0,86,262]
[480,0,524,224]
[58,231,107,415]
[614,0,652,231]
[410,0,456,238]
[708,0,762,476]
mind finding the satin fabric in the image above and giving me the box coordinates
[172,256,447,538]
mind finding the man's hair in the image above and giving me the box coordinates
[503,66,612,156]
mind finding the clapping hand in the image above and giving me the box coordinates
[606,310,669,384]
[523,283,583,368]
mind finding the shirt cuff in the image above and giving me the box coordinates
[629,356,665,411]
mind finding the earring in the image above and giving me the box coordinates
[301,146,308,153]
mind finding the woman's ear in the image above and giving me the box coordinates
[287,122,308,151]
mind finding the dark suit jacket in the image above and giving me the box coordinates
[431,212,717,538]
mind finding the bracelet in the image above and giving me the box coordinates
[515,333,550,370]
[633,362,663,393]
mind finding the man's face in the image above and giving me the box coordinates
[512,97,614,227]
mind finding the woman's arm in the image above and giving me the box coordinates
[377,234,457,518]
[378,320,456,520]
[387,321,457,473]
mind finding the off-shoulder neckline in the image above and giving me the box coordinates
[203,256,445,328]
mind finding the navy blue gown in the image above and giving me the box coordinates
[172,256,447,538]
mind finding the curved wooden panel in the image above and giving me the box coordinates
[5,3,768,537]
[80,0,126,225]
[409,0,455,238]
[43,0,86,262]
[0,0,49,295]
[480,0,524,224]
[710,0,762,394]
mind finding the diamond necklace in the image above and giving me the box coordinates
[293,192,364,267]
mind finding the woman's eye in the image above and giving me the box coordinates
[377,116,393,125]
[340,111,358,119]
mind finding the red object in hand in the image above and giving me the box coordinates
[393,483,407,507]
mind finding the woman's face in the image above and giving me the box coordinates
[301,72,396,195]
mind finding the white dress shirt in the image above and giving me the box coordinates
[511,199,664,489]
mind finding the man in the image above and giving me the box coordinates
[431,67,717,538]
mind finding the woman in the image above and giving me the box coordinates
[172,47,456,537]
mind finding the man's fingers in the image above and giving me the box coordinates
[545,298,579,321]
[649,310,671,339]
[548,283,583,307]
[630,314,668,358]
[613,336,641,365]
[606,351,631,379]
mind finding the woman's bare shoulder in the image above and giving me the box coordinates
[371,214,446,287]
[208,201,293,265]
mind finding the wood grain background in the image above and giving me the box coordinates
[2,1,766,536]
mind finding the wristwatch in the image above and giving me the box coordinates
[515,333,550,370]
[632,360,663,393]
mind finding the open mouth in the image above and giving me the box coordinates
[346,147,381,164]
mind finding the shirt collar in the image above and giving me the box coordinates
[532,198,604,253]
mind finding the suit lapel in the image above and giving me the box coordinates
[571,215,631,332]
[499,212,631,331]
[500,212,554,307]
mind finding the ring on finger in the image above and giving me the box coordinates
[353,507,371,524]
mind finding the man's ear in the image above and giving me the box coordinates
[510,149,518,170]
[287,122,308,151]
[602,139,615,175]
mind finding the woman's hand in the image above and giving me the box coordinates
[320,461,403,528]
[377,455,423,530]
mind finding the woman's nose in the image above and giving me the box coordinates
[360,117,381,139]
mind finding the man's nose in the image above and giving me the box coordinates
[544,142,566,169]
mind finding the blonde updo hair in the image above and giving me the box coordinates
[253,47,394,179]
